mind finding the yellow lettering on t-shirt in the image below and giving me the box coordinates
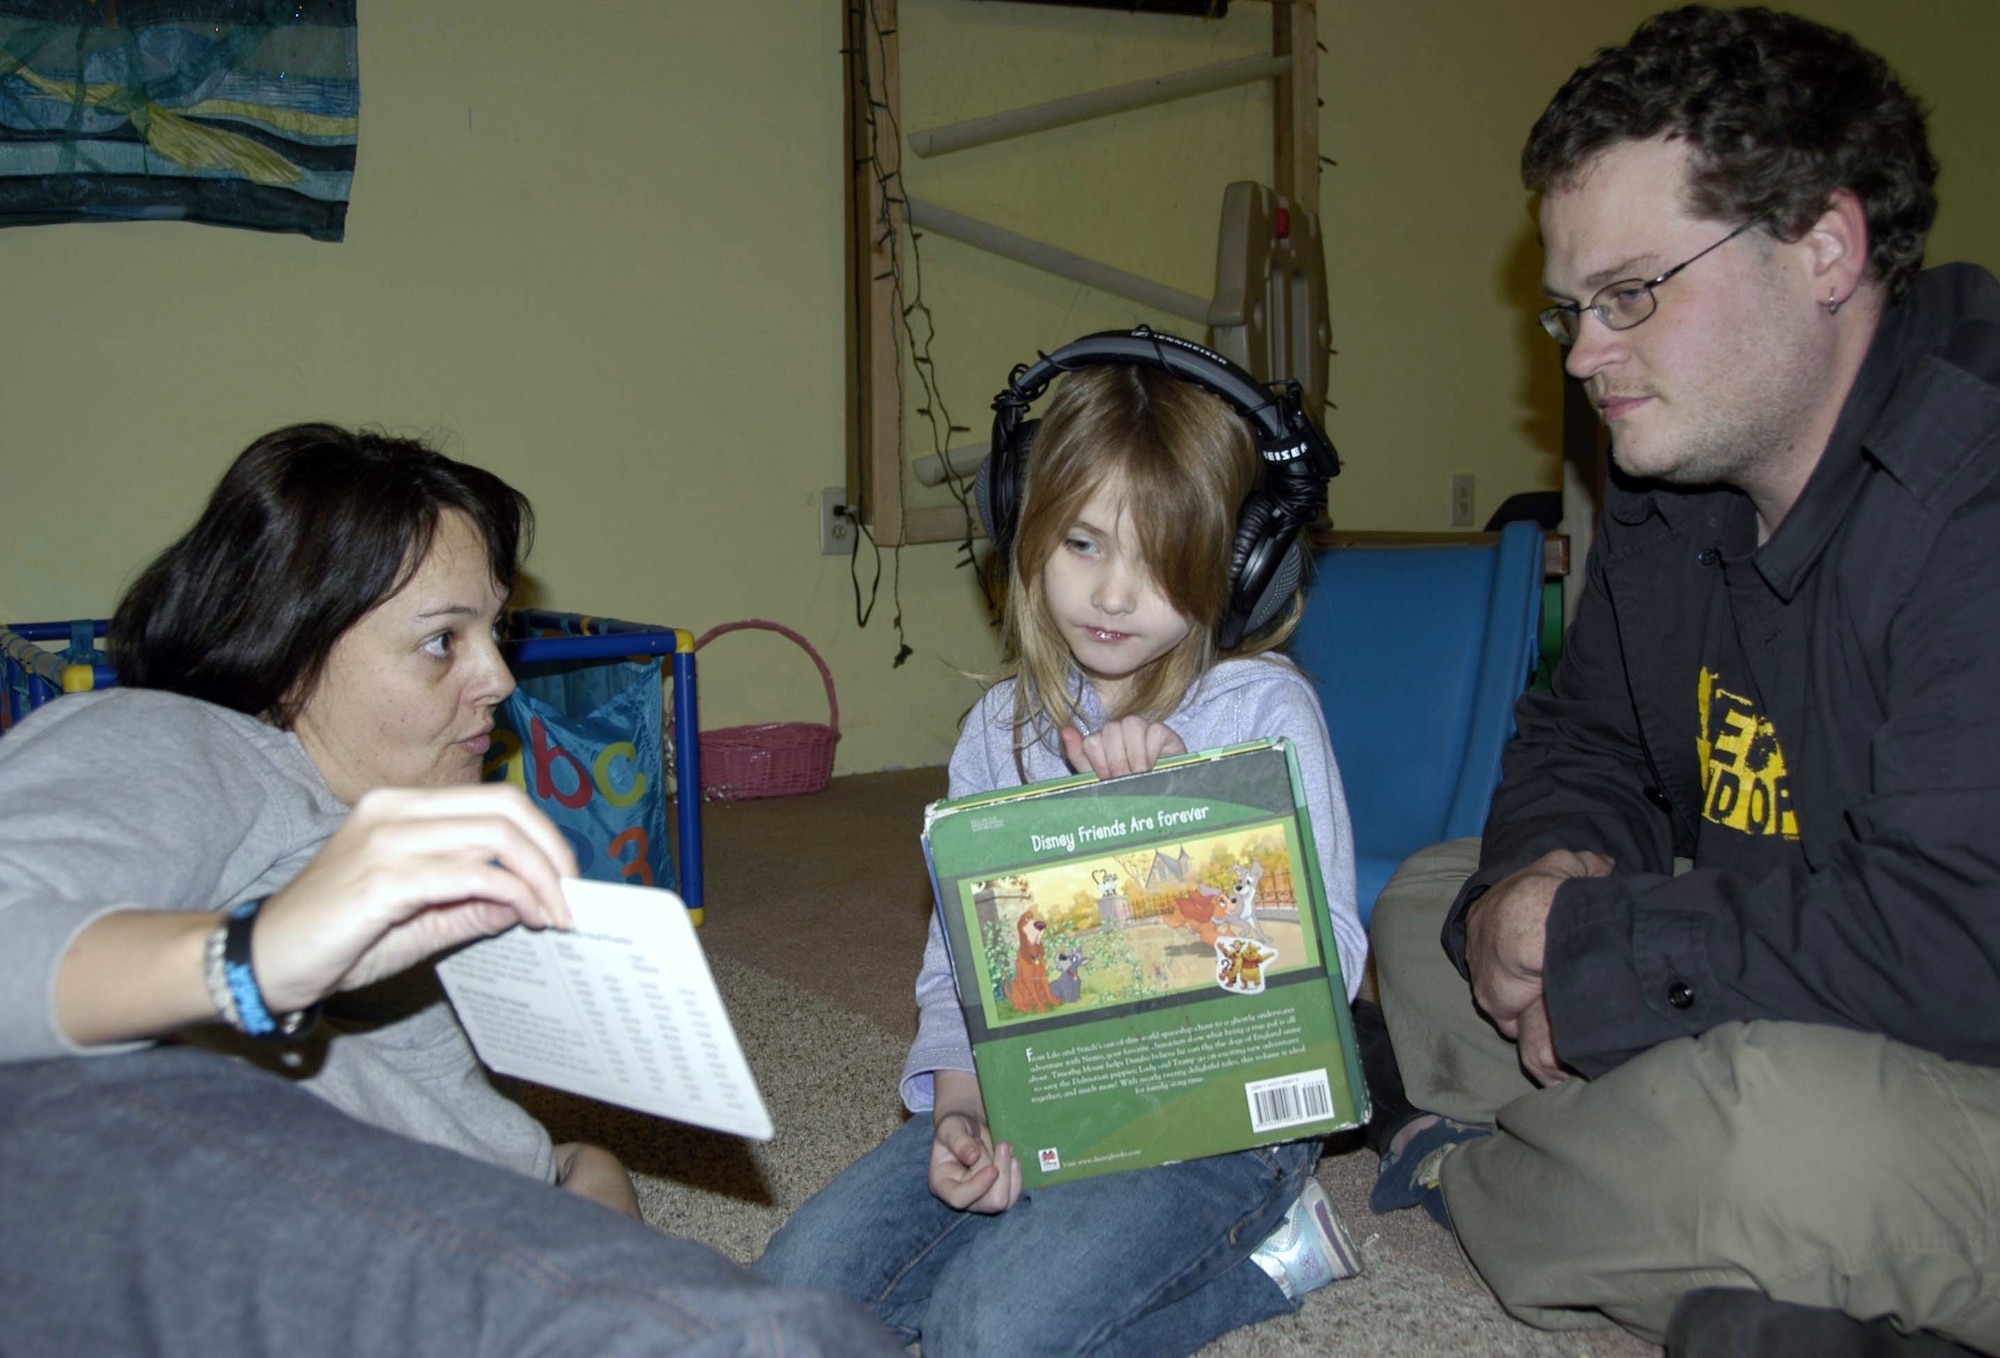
[1697,666,1799,839]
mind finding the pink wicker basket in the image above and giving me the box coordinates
[693,620,840,801]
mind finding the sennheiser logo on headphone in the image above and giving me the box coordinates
[1262,441,1310,463]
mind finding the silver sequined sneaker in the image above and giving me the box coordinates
[1249,1179,1362,1301]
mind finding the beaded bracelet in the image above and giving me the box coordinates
[203,897,322,1041]
[201,918,242,1032]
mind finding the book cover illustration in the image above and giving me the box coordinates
[924,739,1367,1189]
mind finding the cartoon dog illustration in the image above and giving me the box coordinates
[1214,860,1271,941]
[1006,910,1058,1014]
[1050,946,1086,1004]
[1160,884,1227,948]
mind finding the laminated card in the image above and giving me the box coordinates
[437,878,773,1140]
[923,739,1367,1189]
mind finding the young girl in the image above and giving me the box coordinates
[756,358,1367,1357]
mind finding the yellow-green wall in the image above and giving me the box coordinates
[3,2,1994,776]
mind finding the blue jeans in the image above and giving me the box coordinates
[754,1113,1320,1358]
[0,1047,901,1357]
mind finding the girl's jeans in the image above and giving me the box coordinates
[756,1111,1320,1358]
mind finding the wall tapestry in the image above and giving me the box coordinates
[0,1,356,241]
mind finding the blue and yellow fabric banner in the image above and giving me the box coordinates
[0,1,357,240]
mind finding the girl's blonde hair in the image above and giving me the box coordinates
[996,363,1305,746]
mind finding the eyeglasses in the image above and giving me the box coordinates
[1538,217,1765,346]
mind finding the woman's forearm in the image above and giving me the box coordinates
[53,910,218,1047]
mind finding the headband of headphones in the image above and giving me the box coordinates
[991,327,1338,489]
[977,326,1340,651]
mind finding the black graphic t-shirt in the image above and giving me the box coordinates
[1694,542,1808,880]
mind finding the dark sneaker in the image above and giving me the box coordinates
[1369,1115,1489,1227]
[1666,1287,1987,1358]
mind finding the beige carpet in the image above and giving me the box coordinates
[516,770,1660,1358]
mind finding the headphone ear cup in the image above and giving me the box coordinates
[976,418,1037,563]
[1222,493,1305,650]
[1240,539,1305,641]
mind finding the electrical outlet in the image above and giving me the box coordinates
[819,487,856,555]
[1449,474,1476,528]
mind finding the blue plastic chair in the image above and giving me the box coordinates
[1289,520,1546,925]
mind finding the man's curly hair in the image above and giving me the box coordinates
[1522,6,1937,300]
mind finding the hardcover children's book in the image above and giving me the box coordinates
[922,738,1368,1189]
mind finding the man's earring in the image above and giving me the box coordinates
[1824,287,1845,317]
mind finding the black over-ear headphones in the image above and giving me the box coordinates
[975,326,1341,652]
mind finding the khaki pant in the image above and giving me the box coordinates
[1373,839,2000,1349]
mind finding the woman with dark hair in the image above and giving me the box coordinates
[112,421,536,726]
[0,424,901,1356]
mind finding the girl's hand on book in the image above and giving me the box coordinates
[928,1109,1023,1214]
[1061,717,1187,781]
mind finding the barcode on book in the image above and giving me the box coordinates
[1244,1069,1334,1134]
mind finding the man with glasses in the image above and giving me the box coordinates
[1360,8,2000,1357]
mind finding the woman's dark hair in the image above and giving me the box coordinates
[1522,6,1937,300]
[112,423,533,726]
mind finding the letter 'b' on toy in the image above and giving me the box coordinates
[486,656,677,893]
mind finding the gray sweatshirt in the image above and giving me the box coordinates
[899,656,1364,1111]
[0,688,553,1181]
